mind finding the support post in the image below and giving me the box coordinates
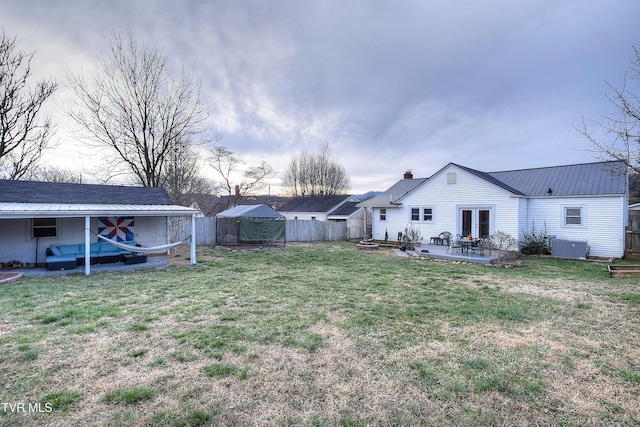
[190,213,196,265]
[84,216,91,275]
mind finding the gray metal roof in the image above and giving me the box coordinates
[358,161,626,208]
[0,203,198,219]
[453,164,526,196]
[356,178,428,208]
[216,204,284,219]
[0,180,174,204]
[278,195,351,213]
[487,161,627,197]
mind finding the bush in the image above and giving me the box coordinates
[520,222,551,255]
[489,231,520,262]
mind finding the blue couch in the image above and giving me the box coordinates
[46,241,137,271]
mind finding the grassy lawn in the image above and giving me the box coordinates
[0,242,639,426]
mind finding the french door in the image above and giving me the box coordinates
[460,208,492,239]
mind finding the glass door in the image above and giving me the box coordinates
[459,208,492,239]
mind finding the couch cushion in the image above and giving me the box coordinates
[50,246,62,256]
[59,244,80,255]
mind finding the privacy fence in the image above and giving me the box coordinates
[177,217,347,246]
[626,210,640,259]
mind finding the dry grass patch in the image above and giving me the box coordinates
[0,242,639,426]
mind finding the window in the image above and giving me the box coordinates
[33,218,57,238]
[447,172,456,184]
[411,208,420,221]
[379,208,387,221]
[423,208,433,222]
[563,206,584,227]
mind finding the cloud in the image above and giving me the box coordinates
[1,0,639,192]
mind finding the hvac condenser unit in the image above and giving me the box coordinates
[550,239,589,259]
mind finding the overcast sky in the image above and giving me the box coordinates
[2,0,639,194]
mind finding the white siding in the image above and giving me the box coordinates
[373,165,523,242]
[280,212,327,221]
[526,196,625,257]
[0,216,170,264]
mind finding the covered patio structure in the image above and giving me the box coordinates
[0,180,200,275]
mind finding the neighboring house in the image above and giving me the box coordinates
[357,162,628,258]
[278,195,360,221]
[278,195,366,240]
[327,201,366,240]
[0,180,199,273]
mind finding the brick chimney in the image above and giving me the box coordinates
[403,170,413,179]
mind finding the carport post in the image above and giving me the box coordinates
[84,216,91,275]
[190,213,196,265]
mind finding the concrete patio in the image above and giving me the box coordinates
[393,243,498,264]
[5,255,170,277]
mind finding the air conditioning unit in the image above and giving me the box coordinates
[550,239,589,259]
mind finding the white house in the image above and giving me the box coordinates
[0,180,199,274]
[357,161,628,258]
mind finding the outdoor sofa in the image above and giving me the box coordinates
[45,241,137,271]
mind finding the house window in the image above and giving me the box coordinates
[379,208,387,221]
[33,218,57,238]
[563,206,585,227]
[423,207,433,222]
[411,208,420,221]
[447,172,456,184]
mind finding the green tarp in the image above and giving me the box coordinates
[239,219,285,242]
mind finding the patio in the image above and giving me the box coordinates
[395,243,498,264]
[4,255,170,277]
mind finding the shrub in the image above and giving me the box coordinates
[489,231,520,262]
[520,222,551,255]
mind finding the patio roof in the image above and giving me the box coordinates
[0,180,199,219]
[0,203,199,219]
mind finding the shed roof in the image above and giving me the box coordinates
[216,204,284,219]
[278,195,351,213]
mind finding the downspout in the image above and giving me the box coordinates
[84,216,91,275]
[191,213,196,265]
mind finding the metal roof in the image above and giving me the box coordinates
[357,161,626,208]
[0,203,199,219]
[216,204,284,219]
[487,161,627,197]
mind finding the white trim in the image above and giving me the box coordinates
[562,204,587,228]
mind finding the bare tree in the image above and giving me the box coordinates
[27,165,83,183]
[576,46,640,174]
[282,142,351,196]
[0,30,57,180]
[162,142,216,205]
[66,31,213,187]
[209,146,276,209]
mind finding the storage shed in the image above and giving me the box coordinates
[216,204,286,246]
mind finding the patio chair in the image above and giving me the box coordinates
[471,237,492,257]
[447,237,462,254]
[439,231,452,246]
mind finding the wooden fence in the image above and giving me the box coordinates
[625,211,640,259]
[175,217,347,246]
[285,220,347,242]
